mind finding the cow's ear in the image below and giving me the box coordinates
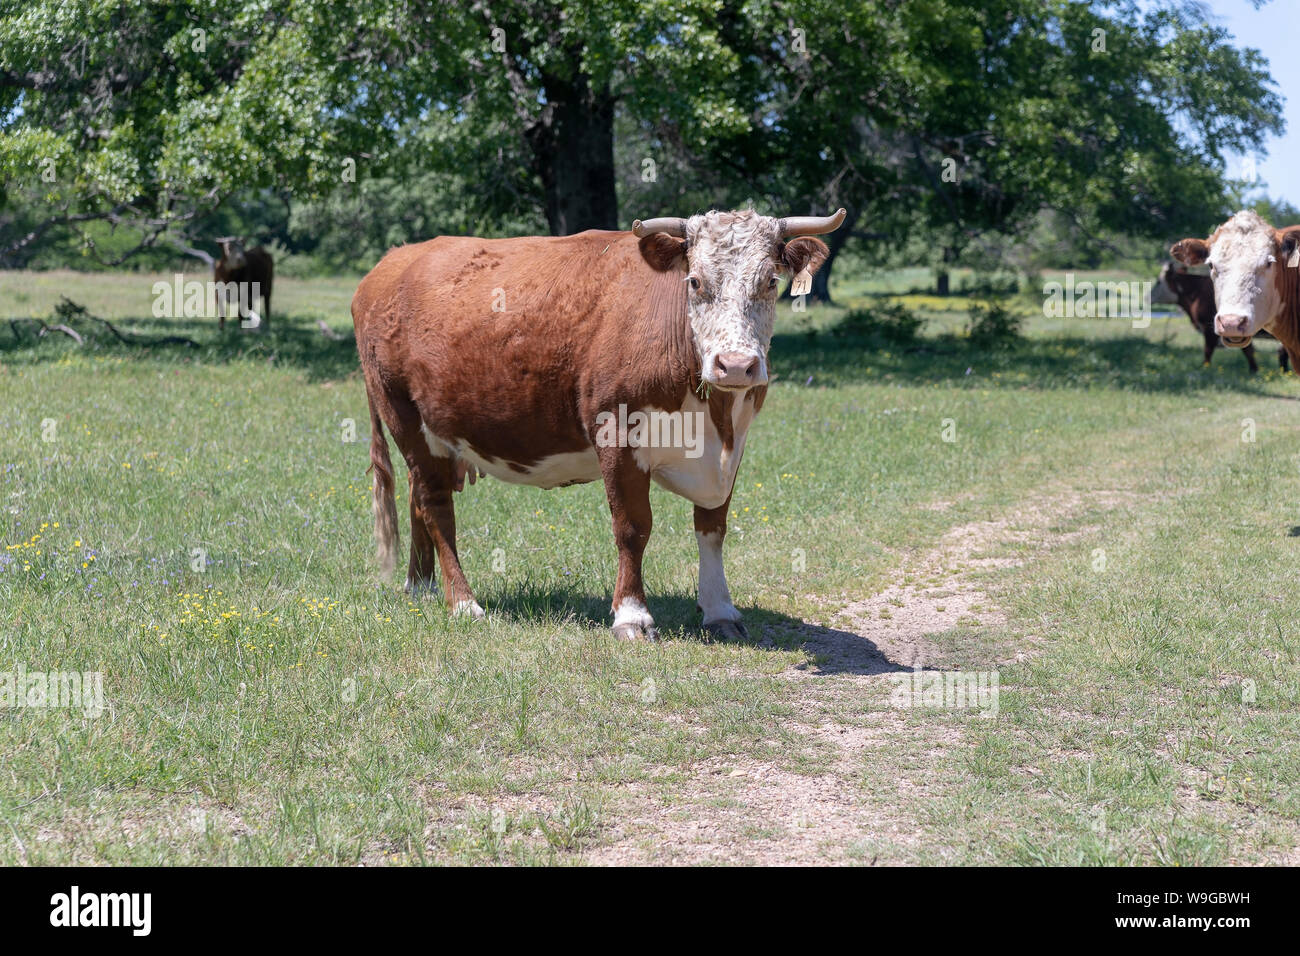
[1170,238,1209,266]
[638,234,687,272]
[779,237,830,277]
[1281,228,1300,268]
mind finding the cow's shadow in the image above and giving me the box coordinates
[478,584,909,677]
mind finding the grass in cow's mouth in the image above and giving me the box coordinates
[0,266,1297,864]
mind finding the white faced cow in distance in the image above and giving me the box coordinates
[1170,210,1300,366]
[352,208,844,640]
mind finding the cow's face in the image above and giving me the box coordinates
[640,211,828,390]
[1150,263,1180,305]
[1171,212,1300,347]
[218,238,248,269]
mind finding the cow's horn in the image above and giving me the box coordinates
[632,217,688,238]
[778,208,847,238]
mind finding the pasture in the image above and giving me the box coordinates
[1,268,1297,865]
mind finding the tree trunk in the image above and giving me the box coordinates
[935,244,957,295]
[526,74,618,235]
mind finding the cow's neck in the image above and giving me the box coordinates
[628,258,700,397]
[1269,263,1300,357]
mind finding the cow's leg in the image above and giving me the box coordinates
[1243,341,1259,374]
[262,287,271,333]
[216,285,226,333]
[404,471,438,595]
[694,500,748,642]
[599,449,657,640]
[389,406,482,618]
[411,456,482,618]
[1281,348,1291,372]
[1202,329,1216,366]
[1287,348,1300,373]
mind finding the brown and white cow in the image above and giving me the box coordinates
[1170,211,1300,368]
[1154,260,1289,373]
[352,208,844,640]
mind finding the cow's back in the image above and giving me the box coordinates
[351,230,684,470]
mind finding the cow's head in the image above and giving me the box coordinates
[216,236,248,269]
[1151,263,1178,305]
[1171,211,1300,348]
[633,208,844,389]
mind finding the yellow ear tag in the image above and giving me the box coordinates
[1288,248,1299,268]
[791,268,812,296]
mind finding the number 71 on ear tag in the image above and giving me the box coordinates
[791,268,812,296]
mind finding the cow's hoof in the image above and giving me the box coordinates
[404,576,439,597]
[452,599,485,620]
[612,623,660,642]
[704,619,749,642]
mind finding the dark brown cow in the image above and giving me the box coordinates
[352,208,845,640]
[1154,261,1288,373]
[214,237,273,332]
[1170,211,1300,370]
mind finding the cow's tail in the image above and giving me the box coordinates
[367,394,399,578]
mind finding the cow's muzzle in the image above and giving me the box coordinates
[1214,313,1254,347]
[708,351,765,389]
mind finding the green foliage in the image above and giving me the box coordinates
[966,299,1024,350]
[832,301,925,346]
[0,0,1290,273]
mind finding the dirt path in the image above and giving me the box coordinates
[582,489,1122,865]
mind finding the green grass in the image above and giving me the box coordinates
[0,266,1296,865]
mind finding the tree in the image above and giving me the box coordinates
[1,0,1287,269]
[662,0,1285,299]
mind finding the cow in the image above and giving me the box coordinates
[213,237,274,332]
[352,208,845,640]
[1154,260,1289,373]
[1170,211,1300,371]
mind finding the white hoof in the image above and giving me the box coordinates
[453,599,485,620]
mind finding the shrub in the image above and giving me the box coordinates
[832,300,924,345]
[966,299,1023,349]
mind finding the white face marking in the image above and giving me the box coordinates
[1150,264,1179,305]
[631,392,757,509]
[696,530,741,625]
[684,211,782,387]
[221,240,247,269]
[1207,211,1282,337]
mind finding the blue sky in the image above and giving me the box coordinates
[1213,0,1298,206]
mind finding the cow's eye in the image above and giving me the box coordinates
[768,276,779,290]
[688,275,701,292]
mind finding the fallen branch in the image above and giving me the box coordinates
[56,297,199,348]
[85,313,199,348]
[38,322,84,344]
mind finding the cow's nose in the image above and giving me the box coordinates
[712,351,763,388]
[1215,313,1249,336]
